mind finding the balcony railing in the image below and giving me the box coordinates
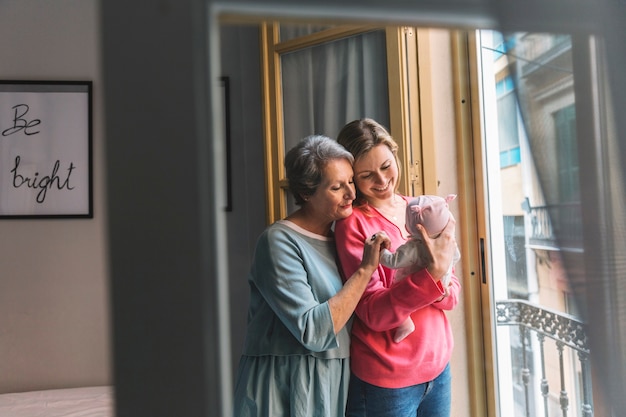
[496,299,593,417]
[526,203,582,251]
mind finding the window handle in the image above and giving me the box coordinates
[479,237,487,284]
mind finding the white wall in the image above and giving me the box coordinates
[0,0,110,393]
[219,23,267,378]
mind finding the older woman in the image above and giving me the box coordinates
[335,118,460,417]
[232,135,390,417]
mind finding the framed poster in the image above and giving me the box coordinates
[0,80,92,218]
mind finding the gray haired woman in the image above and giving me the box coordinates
[233,135,390,417]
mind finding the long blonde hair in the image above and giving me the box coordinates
[336,118,402,206]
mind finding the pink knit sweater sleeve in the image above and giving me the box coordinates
[433,267,461,310]
[335,207,448,332]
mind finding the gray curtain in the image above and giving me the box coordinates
[280,29,390,151]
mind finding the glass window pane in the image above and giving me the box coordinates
[479,29,591,417]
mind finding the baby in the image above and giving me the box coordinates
[380,194,461,342]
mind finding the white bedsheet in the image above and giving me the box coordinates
[0,386,113,417]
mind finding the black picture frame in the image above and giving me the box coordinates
[0,80,93,219]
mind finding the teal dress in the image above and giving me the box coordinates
[233,220,351,417]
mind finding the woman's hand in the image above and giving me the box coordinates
[418,216,457,281]
[329,230,390,334]
[360,231,391,271]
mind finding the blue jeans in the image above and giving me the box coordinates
[345,363,451,417]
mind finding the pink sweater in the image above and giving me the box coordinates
[334,197,460,388]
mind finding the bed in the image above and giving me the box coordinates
[0,386,114,417]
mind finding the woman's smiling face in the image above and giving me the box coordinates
[352,144,399,205]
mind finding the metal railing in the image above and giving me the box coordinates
[496,299,593,417]
[526,203,582,250]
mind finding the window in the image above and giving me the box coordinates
[554,104,579,203]
[475,30,593,417]
[503,215,528,298]
[497,81,521,168]
[260,23,430,222]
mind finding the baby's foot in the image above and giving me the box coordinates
[393,318,416,343]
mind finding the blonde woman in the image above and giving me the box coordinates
[335,119,460,417]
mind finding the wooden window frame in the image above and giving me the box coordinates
[259,24,493,417]
[260,22,431,224]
